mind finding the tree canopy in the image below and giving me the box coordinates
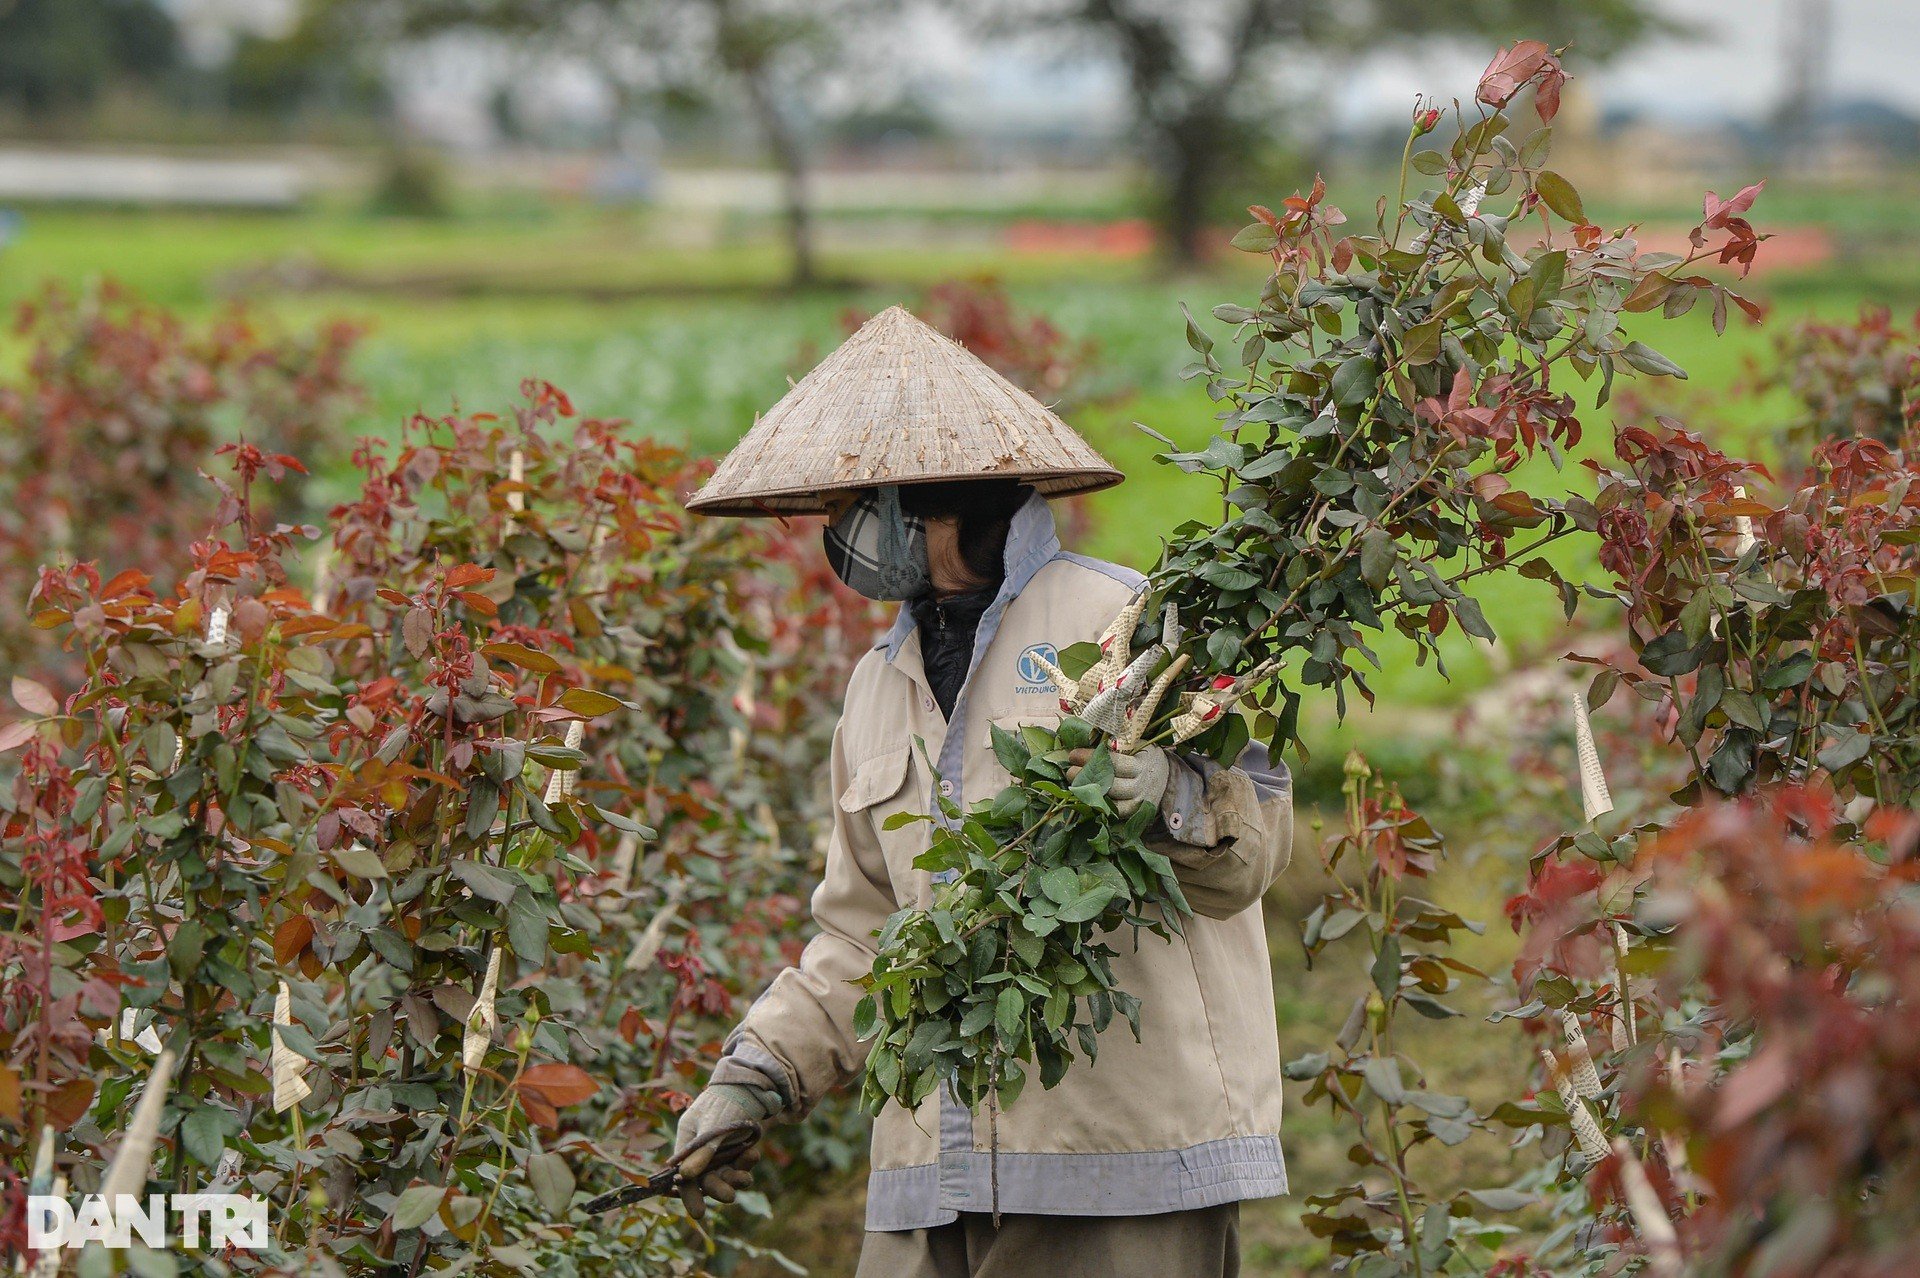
[962,0,1676,262]
[0,0,179,117]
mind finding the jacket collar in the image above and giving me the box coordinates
[879,492,1060,663]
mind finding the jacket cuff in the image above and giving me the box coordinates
[714,1031,800,1118]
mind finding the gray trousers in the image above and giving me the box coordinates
[852,1204,1241,1278]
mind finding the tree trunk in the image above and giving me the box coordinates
[1159,120,1220,269]
[740,67,817,290]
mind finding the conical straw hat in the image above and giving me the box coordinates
[686,305,1124,516]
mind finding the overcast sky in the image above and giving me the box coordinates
[926,0,1920,136]
[175,0,1920,148]
[1527,0,1919,120]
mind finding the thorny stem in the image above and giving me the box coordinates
[1391,117,1419,241]
[1851,637,1893,805]
[292,1104,316,1243]
[1352,768,1423,1274]
[1373,1043,1423,1274]
[1372,524,1578,618]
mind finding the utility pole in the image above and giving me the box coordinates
[1777,0,1834,171]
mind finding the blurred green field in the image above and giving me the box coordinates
[5,191,1909,741]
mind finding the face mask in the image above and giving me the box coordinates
[822,486,929,601]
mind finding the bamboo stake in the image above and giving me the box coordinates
[99,1041,183,1202]
[756,801,781,864]
[26,1176,65,1278]
[1541,1047,1610,1161]
[544,720,586,806]
[97,1007,163,1054]
[463,947,502,1073]
[205,602,231,649]
[1731,484,1757,556]
[27,1124,54,1193]
[1611,923,1639,1052]
[728,645,757,765]
[624,887,685,972]
[1612,1137,1682,1276]
[1560,1010,1604,1099]
[1571,689,1614,823]
[310,549,334,616]
[506,449,526,513]
[609,831,640,893]
[271,981,313,1113]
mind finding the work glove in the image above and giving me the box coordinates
[1065,743,1172,818]
[672,1082,779,1218]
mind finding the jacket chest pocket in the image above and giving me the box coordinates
[838,744,928,904]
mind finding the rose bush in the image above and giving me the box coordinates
[1499,260,1920,1274]
[0,276,1118,1273]
[0,386,853,1275]
[1283,752,1530,1271]
[1762,304,1920,465]
[0,283,362,691]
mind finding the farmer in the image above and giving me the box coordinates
[677,306,1293,1277]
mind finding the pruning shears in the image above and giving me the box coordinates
[584,1120,762,1219]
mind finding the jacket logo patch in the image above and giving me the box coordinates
[1015,643,1059,694]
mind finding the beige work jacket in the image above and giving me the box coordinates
[719,495,1293,1230]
